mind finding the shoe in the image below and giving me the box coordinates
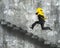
[49,28,52,31]
[30,27,33,29]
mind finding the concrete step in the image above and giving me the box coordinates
[0,19,58,48]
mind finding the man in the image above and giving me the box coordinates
[30,8,52,31]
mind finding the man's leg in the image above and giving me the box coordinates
[40,22,52,31]
[31,21,39,29]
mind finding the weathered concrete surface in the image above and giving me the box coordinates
[0,26,3,48]
[1,0,58,44]
[0,25,51,48]
[0,0,60,48]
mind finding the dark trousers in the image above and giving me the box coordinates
[31,15,52,30]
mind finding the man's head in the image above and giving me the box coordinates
[36,8,44,16]
[36,8,43,12]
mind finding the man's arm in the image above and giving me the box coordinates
[35,12,38,15]
[40,15,48,20]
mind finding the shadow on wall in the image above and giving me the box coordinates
[1,25,50,48]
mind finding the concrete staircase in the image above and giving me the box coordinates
[0,19,58,48]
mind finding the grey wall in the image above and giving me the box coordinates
[0,0,60,48]
[0,25,49,48]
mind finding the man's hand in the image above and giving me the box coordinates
[44,16,48,19]
[41,16,48,20]
[35,12,38,15]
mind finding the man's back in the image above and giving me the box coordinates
[36,8,47,21]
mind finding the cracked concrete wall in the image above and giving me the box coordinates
[0,25,43,48]
[0,0,60,48]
